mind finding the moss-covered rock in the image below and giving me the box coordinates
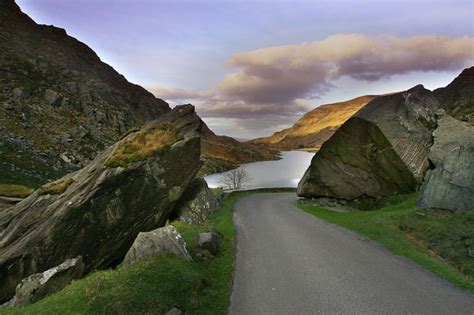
[297,117,418,201]
[0,105,202,303]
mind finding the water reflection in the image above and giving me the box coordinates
[204,151,314,190]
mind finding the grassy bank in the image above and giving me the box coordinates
[297,194,474,293]
[1,192,246,314]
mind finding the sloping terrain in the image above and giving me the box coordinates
[0,0,277,187]
[434,66,474,125]
[250,95,377,151]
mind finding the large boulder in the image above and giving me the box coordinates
[3,257,84,307]
[356,85,439,181]
[0,105,202,303]
[297,117,418,200]
[122,225,192,266]
[417,114,474,211]
[174,178,219,225]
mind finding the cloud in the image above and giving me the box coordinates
[147,85,213,101]
[218,34,474,105]
[149,34,473,136]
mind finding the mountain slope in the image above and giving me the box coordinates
[434,66,474,125]
[249,95,377,151]
[0,0,276,186]
[0,0,170,186]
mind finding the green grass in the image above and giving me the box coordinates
[1,192,248,314]
[0,184,33,198]
[297,194,474,293]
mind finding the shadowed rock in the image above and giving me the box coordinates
[0,105,202,302]
[174,178,219,225]
[297,117,417,200]
[122,226,192,266]
[418,114,474,211]
[356,85,439,181]
[434,66,474,125]
[2,257,84,308]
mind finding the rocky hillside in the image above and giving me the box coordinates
[0,0,277,187]
[434,66,474,125]
[200,122,279,175]
[0,0,170,186]
[249,95,377,151]
[0,105,202,302]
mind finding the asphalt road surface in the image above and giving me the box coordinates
[229,193,474,314]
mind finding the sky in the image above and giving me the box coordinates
[18,0,474,138]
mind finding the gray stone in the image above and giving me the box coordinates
[197,230,223,256]
[4,257,84,307]
[44,89,59,105]
[165,307,182,315]
[297,117,418,201]
[175,178,219,225]
[417,115,474,211]
[123,226,192,266]
[356,85,439,182]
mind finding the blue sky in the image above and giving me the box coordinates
[18,0,474,138]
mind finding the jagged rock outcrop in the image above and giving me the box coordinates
[434,66,474,125]
[250,95,377,151]
[356,85,439,181]
[0,0,170,186]
[417,114,474,211]
[122,226,192,266]
[174,178,219,225]
[2,257,84,307]
[0,105,201,303]
[297,117,418,201]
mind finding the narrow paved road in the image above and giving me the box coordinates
[229,193,474,314]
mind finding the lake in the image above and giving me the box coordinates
[204,151,314,190]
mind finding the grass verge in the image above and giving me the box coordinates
[297,194,474,293]
[1,192,248,314]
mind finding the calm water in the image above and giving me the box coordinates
[204,151,314,190]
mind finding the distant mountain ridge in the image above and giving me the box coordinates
[249,95,378,151]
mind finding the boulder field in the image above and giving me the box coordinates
[0,105,202,303]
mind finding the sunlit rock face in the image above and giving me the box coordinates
[0,105,202,303]
[297,117,418,200]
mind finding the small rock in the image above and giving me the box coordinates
[415,212,426,217]
[123,225,192,266]
[165,307,182,315]
[44,89,59,105]
[197,230,223,257]
[468,248,474,258]
[3,257,84,307]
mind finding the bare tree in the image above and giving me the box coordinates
[218,166,252,191]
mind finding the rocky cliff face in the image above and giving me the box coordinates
[297,117,418,201]
[250,96,377,151]
[356,85,439,182]
[418,114,474,211]
[434,66,474,125]
[0,105,202,302]
[0,0,170,186]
